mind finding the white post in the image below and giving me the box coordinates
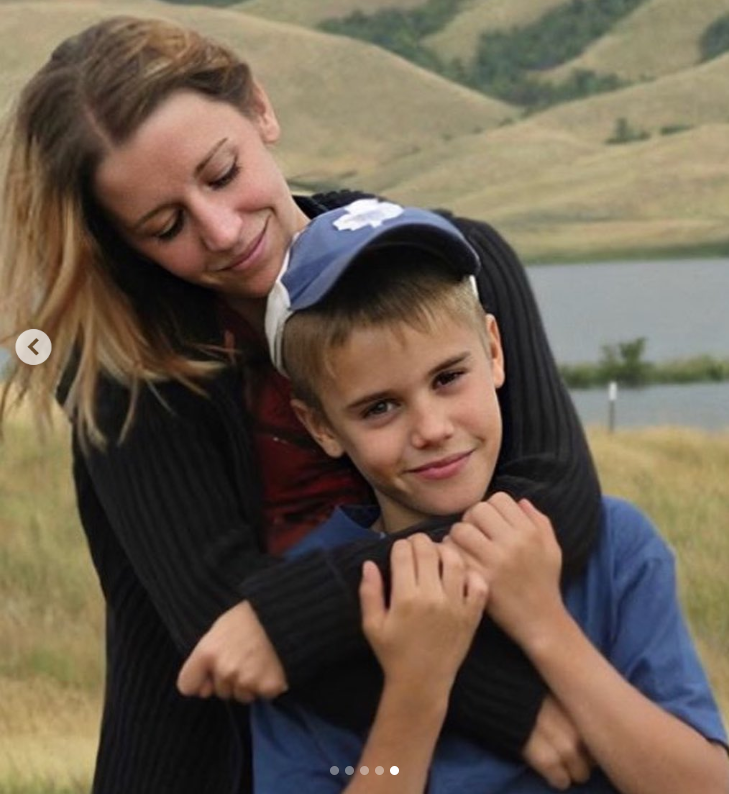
[608,380,618,433]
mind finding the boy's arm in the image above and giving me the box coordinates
[527,610,729,794]
[453,495,729,794]
[345,535,488,794]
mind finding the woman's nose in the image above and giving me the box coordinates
[198,202,243,253]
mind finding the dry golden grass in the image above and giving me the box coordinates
[1,403,727,786]
[365,117,729,260]
[588,426,729,718]
[532,51,729,145]
[544,0,729,83]
[238,0,425,28]
[0,0,512,186]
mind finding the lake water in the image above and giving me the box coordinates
[526,258,729,431]
[2,259,728,430]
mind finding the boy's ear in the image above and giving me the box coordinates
[291,399,345,459]
[484,314,506,389]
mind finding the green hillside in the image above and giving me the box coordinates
[425,0,568,65]
[543,0,729,83]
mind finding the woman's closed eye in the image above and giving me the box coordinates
[209,159,240,190]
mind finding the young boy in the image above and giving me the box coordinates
[187,201,729,793]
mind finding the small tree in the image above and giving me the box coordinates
[606,117,650,144]
[599,337,650,386]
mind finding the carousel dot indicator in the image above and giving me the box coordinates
[390,766,400,775]
[329,766,339,775]
[345,766,354,776]
[375,766,384,775]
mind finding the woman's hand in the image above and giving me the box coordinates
[177,600,288,702]
[522,694,593,789]
[360,534,488,697]
[446,493,564,650]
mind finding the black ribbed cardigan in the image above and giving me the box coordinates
[69,191,601,793]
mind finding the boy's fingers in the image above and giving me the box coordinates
[409,533,441,590]
[359,560,386,627]
[520,497,552,531]
[389,538,416,601]
[449,521,493,569]
[465,570,489,615]
[438,541,467,599]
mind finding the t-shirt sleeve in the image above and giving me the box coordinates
[607,500,728,748]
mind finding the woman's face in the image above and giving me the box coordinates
[94,88,309,304]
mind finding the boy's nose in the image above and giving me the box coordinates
[410,404,454,448]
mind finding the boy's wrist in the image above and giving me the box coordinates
[381,675,451,720]
[519,607,581,664]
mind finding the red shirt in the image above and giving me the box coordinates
[218,302,372,555]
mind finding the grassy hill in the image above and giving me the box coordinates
[0,1,512,190]
[543,0,729,83]
[0,0,728,260]
[236,0,425,28]
[424,0,568,66]
[1,406,727,790]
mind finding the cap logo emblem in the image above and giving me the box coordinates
[333,199,404,232]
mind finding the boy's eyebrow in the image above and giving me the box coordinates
[344,352,471,413]
[132,137,228,230]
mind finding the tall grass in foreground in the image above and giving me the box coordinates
[1,410,727,787]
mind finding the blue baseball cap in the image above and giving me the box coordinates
[265,199,481,374]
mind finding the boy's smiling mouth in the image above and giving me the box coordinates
[407,450,474,480]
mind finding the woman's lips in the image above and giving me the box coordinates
[408,451,473,481]
[227,220,268,272]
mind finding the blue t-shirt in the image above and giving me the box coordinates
[252,497,727,793]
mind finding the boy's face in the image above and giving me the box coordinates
[295,312,505,533]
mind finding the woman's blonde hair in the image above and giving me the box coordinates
[283,248,489,416]
[0,16,258,447]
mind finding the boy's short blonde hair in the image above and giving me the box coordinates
[282,247,489,414]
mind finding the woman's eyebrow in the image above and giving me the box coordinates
[132,137,229,230]
[194,137,228,176]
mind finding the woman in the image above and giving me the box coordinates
[0,16,601,794]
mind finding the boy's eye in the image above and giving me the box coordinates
[434,369,465,388]
[363,399,396,419]
[210,160,240,190]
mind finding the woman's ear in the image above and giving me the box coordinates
[291,399,345,458]
[484,314,506,389]
[248,80,281,145]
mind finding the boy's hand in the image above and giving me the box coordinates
[446,493,564,649]
[177,600,288,702]
[522,694,593,789]
[360,535,488,696]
